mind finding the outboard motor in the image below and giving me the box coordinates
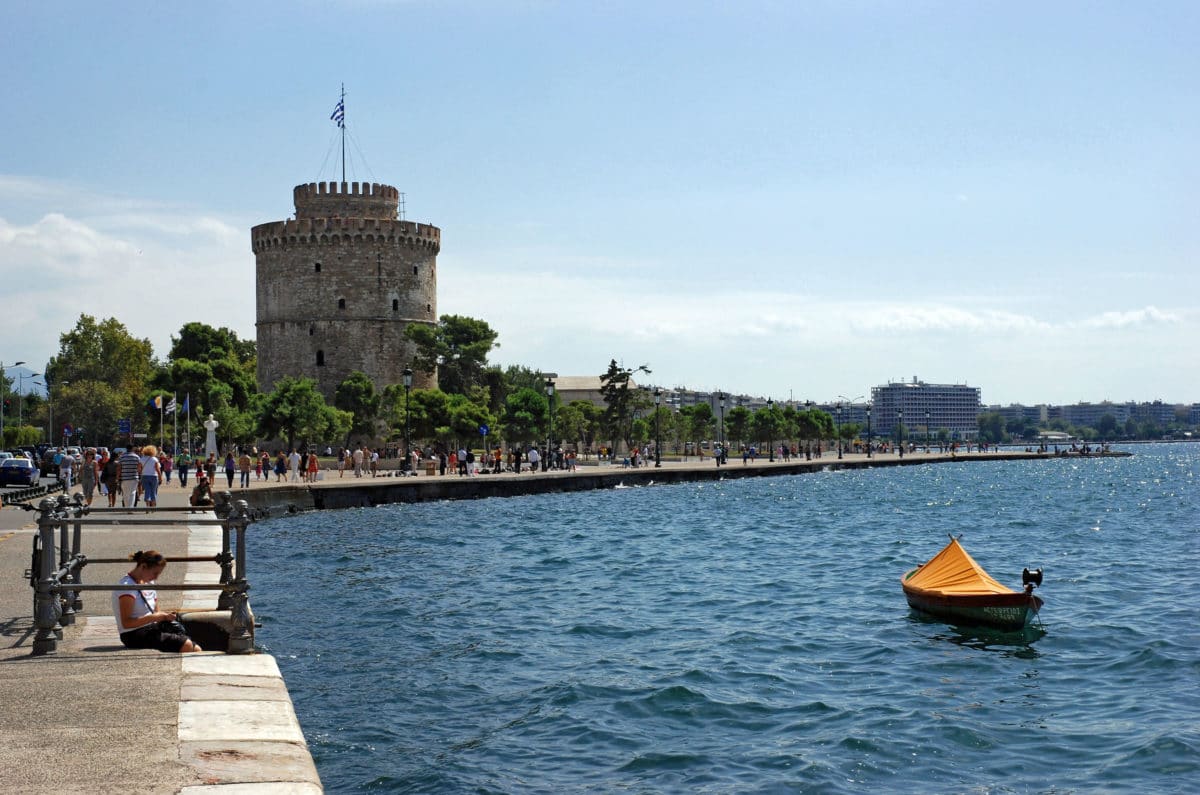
[1022,567,1043,589]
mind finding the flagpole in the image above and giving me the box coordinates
[186,394,191,454]
[340,82,346,182]
[159,401,164,450]
[172,393,178,454]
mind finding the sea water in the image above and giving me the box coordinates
[249,444,1199,793]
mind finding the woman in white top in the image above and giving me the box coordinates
[139,444,163,507]
[112,550,202,653]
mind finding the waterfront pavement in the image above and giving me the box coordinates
[0,479,321,794]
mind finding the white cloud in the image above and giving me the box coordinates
[1076,306,1180,329]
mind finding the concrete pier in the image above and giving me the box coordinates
[0,485,320,794]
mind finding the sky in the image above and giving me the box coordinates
[2,1,1197,407]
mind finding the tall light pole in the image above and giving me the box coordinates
[767,397,775,462]
[654,388,662,468]
[544,377,555,471]
[0,359,25,441]
[897,408,904,457]
[925,410,930,453]
[18,371,40,427]
[835,404,843,459]
[718,392,726,465]
[866,404,872,458]
[403,367,413,472]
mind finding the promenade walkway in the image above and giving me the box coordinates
[0,481,321,794]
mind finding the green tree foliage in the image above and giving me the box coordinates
[678,403,715,453]
[724,405,751,449]
[751,404,784,446]
[44,315,156,443]
[446,394,495,445]
[599,360,651,451]
[255,376,344,451]
[169,322,255,365]
[557,400,603,452]
[978,412,1006,444]
[334,371,381,445]
[54,381,128,447]
[503,387,548,444]
[405,315,499,395]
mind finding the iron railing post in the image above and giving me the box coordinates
[32,499,62,655]
[226,500,255,654]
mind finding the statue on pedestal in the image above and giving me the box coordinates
[204,414,219,457]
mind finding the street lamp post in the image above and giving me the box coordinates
[654,388,662,468]
[0,359,26,441]
[718,392,726,466]
[403,368,413,472]
[18,371,41,427]
[544,377,555,471]
[897,409,904,457]
[925,410,930,453]
[767,398,775,462]
[866,404,872,458]
[836,404,843,459]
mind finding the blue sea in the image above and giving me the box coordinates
[250,444,1199,793]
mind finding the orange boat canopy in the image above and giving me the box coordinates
[903,537,1016,596]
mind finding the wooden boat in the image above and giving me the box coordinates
[901,536,1043,630]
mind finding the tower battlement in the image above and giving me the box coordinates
[293,181,401,220]
[250,217,440,253]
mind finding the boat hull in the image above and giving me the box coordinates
[902,572,1043,631]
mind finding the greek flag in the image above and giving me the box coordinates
[331,99,345,128]
[165,397,177,415]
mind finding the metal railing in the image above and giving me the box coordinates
[25,492,256,656]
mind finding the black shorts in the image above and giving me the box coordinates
[119,621,190,653]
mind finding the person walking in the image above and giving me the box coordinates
[288,449,302,482]
[139,444,163,508]
[239,449,252,488]
[176,449,192,488]
[118,446,142,508]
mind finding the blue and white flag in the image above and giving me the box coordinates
[331,99,345,128]
[165,397,177,415]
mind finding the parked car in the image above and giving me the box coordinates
[0,452,12,461]
[0,457,40,487]
[40,449,60,477]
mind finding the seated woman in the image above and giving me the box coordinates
[190,474,214,507]
[112,550,202,653]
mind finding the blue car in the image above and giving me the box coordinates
[0,458,39,487]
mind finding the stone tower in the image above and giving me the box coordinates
[252,181,439,399]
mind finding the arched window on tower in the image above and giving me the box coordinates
[338,298,346,310]
[309,325,315,336]
[315,262,322,273]
[316,350,325,367]
[426,303,432,314]
[413,265,418,275]
[392,299,399,311]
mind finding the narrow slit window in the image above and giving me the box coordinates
[316,350,325,366]
[392,299,399,311]
[338,298,346,310]
[315,262,322,272]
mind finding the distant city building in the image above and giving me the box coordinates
[252,181,440,400]
[871,378,981,440]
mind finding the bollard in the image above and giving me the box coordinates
[32,499,62,655]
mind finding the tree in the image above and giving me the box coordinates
[334,371,381,446]
[446,394,495,447]
[978,412,1006,444]
[599,360,651,452]
[45,315,156,440]
[255,377,339,451]
[1096,413,1119,439]
[724,406,752,450]
[502,387,548,444]
[557,400,603,453]
[405,315,499,395]
[678,403,715,455]
[169,322,255,365]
